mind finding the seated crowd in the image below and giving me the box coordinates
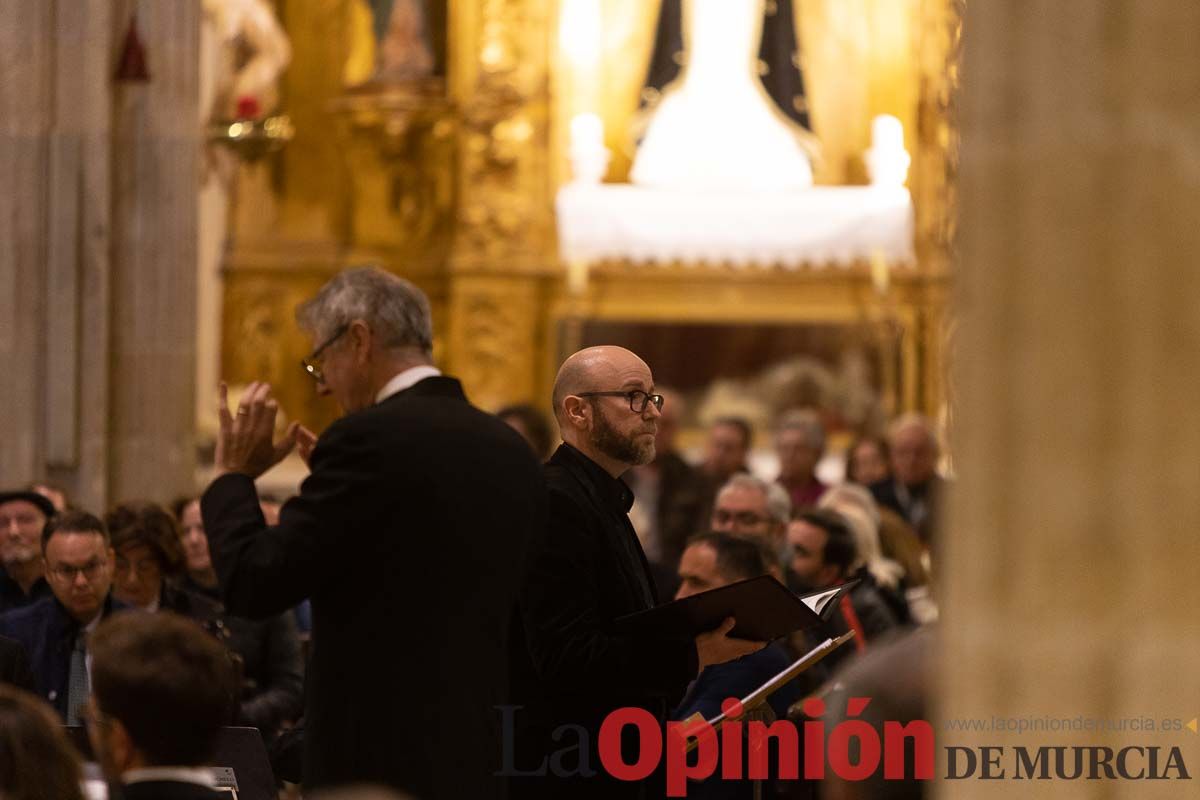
[0,404,943,799]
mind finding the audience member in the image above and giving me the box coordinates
[514,346,764,799]
[497,403,557,461]
[0,684,86,800]
[870,414,946,543]
[774,409,829,509]
[0,490,55,613]
[0,511,123,722]
[673,532,803,800]
[817,486,912,625]
[783,510,898,686]
[0,634,35,692]
[710,474,791,548]
[86,612,238,800]
[699,416,754,486]
[844,434,891,486]
[168,497,305,740]
[626,388,709,582]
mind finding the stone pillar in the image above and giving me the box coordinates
[0,1,198,509]
[109,0,201,502]
[939,1,1200,797]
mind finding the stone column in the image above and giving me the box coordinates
[939,1,1200,797]
[0,1,199,509]
[109,0,201,502]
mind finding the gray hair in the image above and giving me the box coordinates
[296,266,433,354]
[775,408,826,453]
[887,412,938,452]
[719,473,792,526]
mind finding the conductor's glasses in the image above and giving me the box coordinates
[301,324,350,385]
[576,390,665,414]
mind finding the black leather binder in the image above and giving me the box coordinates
[614,575,856,641]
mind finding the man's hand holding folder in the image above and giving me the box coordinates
[694,617,767,673]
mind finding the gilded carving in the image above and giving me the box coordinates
[446,278,541,408]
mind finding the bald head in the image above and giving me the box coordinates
[552,346,661,476]
[552,346,650,423]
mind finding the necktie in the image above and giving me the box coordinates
[66,631,88,725]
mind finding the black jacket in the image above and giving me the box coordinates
[0,594,126,718]
[181,576,304,737]
[202,376,545,797]
[120,782,226,800]
[512,444,697,798]
[0,633,34,692]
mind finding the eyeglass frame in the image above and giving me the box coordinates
[46,558,109,583]
[576,390,665,414]
[301,324,350,384]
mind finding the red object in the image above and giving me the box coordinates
[115,12,150,82]
[236,95,262,120]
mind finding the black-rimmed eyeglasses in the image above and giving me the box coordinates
[576,390,665,414]
[301,324,349,384]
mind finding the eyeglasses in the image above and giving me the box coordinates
[576,390,665,414]
[712,509,769,527]
[48,559,108,583]
[301,324,349,384]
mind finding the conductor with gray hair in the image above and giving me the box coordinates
[200,267,546,796]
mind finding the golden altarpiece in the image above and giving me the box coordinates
[217,0,961,440]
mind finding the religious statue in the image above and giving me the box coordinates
[631,0,818,190]
[365,0,446,83]
[198,0,291,439]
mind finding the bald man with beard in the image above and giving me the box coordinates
[510,346,763,800]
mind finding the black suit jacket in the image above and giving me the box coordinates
[201,376,545,797]
[513,444,697,798]
[119,782,225,800]
[0,633,35,692]
[0,594,125,718]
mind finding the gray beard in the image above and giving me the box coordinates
[591,403,655,466]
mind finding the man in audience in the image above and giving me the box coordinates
[87,612,237,800]
[626,388,708,581]
[514,346,764,799]
[774,409,828,509]
[673,532,804,799]
[699,416,754,487]
[497,403,556,461]
[870,413,945,543]
[201,267,544,796]
[0,511,122,722]
[710,474,791,548]
[0,490,55,613]
[784,510,898,682]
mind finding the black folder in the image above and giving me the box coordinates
[614,576,856,642]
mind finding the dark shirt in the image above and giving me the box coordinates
[0,633,35,692]
[0,566,51,615]
[514,443,698,799]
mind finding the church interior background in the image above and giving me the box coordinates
[8,4,1200,795]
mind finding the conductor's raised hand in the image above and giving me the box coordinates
[694,617,767,673]
[215,381,303,479]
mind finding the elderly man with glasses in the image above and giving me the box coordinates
[198,266,545,797]
[510,346,765,800]
[0,511,125,723]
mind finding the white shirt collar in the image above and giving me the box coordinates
[123,767,217,787]
[375,365,441,404]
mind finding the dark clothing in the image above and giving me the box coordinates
[870,476,946,544]
[120,782,226,800]
[0,594,125,718]
[0,633,35,692]
[0,566,51,615]
[513,443,698,799]
[202,375,544,797]
[181,576,304,737]
[672,643,804,800]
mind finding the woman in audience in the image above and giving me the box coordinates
[0,684,85,800]
[845,434,892,486]
[170,496,305,742]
